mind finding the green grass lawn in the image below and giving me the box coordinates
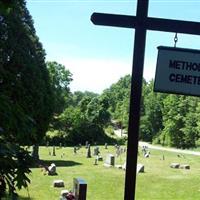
[15,145,200,200]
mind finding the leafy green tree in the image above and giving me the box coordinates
[0,0,54,196]
[86,96,111,126]
[140,80,164,142]
[0,140,32,199]
[102,75,131,130]
[160,95,198,148]
[53,92,111,145]
[181,97,198,148]
[72,91,98,107]
[47,61,73,115]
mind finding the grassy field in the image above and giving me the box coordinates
[14,145,200,200]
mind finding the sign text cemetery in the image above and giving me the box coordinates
[154,46,200,96]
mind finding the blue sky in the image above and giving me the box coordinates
[27,0,200,93]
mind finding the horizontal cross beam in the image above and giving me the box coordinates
[91,12,200,35]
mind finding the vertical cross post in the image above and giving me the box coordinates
[124,1,148,199]
[91,0,200,199]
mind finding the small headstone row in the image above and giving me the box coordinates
[103,154,144,173]
[170,163,190,169]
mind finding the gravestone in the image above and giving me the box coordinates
[85,141,88,148]
[52,145,56,156]
[73,178,87,200]
[93,146,100,156]
[115,164,122,169]
[116,146,121,157]
[94,157,98,165]
[46,141,49,147]
[61,152,65,158]
[86,144,91,158]
[144,151,150,158]
[170,163,180,169]
[142,146,147,156]
[137,164,144,173]
[120,147,124,155]
[97,155,103,161]
[105,143,108,149]
[74,146,77,154]
[180,164,190,169]
[53,180,64,187]
[122,162,126,170]
[121,162,144,173]
[61,189,69,197]
[104,154,115,167]
[48,163,57,175]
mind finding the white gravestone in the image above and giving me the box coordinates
[104,154,115,167]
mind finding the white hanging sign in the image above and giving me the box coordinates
[154,46,200,97]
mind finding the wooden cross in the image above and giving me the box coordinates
[91,0,200,200]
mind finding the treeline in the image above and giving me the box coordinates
[46,62,116,146]
[102,75,200,149]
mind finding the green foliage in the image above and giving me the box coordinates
[47,61,73,115]
[101,74,200,149]
[105,125,115,136]
[160,95,198,148]
[72,91,98,107]
[0,139,32,198]
[140,80,165,142]
[102,75,131,130]
[0,0,13,14]
[0,0,54,145]
[48,89,113,145]
[0,0,54,197]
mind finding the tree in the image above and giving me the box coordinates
[72,91,98,107]
[47,61,73,115]
[181,97,198,148]
[0,0,54,196]
[52,92,112,145]
[102,75,131,130]
[140,80,164,142]
[160,95,198,148]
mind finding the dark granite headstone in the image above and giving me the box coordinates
[74,178,87,200]
[86,144,91,158]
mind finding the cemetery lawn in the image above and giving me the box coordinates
[16,146,200,200]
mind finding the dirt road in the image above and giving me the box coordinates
[139,141,200,156]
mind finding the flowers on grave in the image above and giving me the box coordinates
[62,191,75,200]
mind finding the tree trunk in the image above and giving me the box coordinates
[31,144,39,160]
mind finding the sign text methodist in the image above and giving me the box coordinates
[154,46,200,97]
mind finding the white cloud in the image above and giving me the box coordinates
[59,58,132,93]
[56,57,156,94]
[143,59,156,82]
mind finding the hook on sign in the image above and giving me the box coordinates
[174,33,178,47]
